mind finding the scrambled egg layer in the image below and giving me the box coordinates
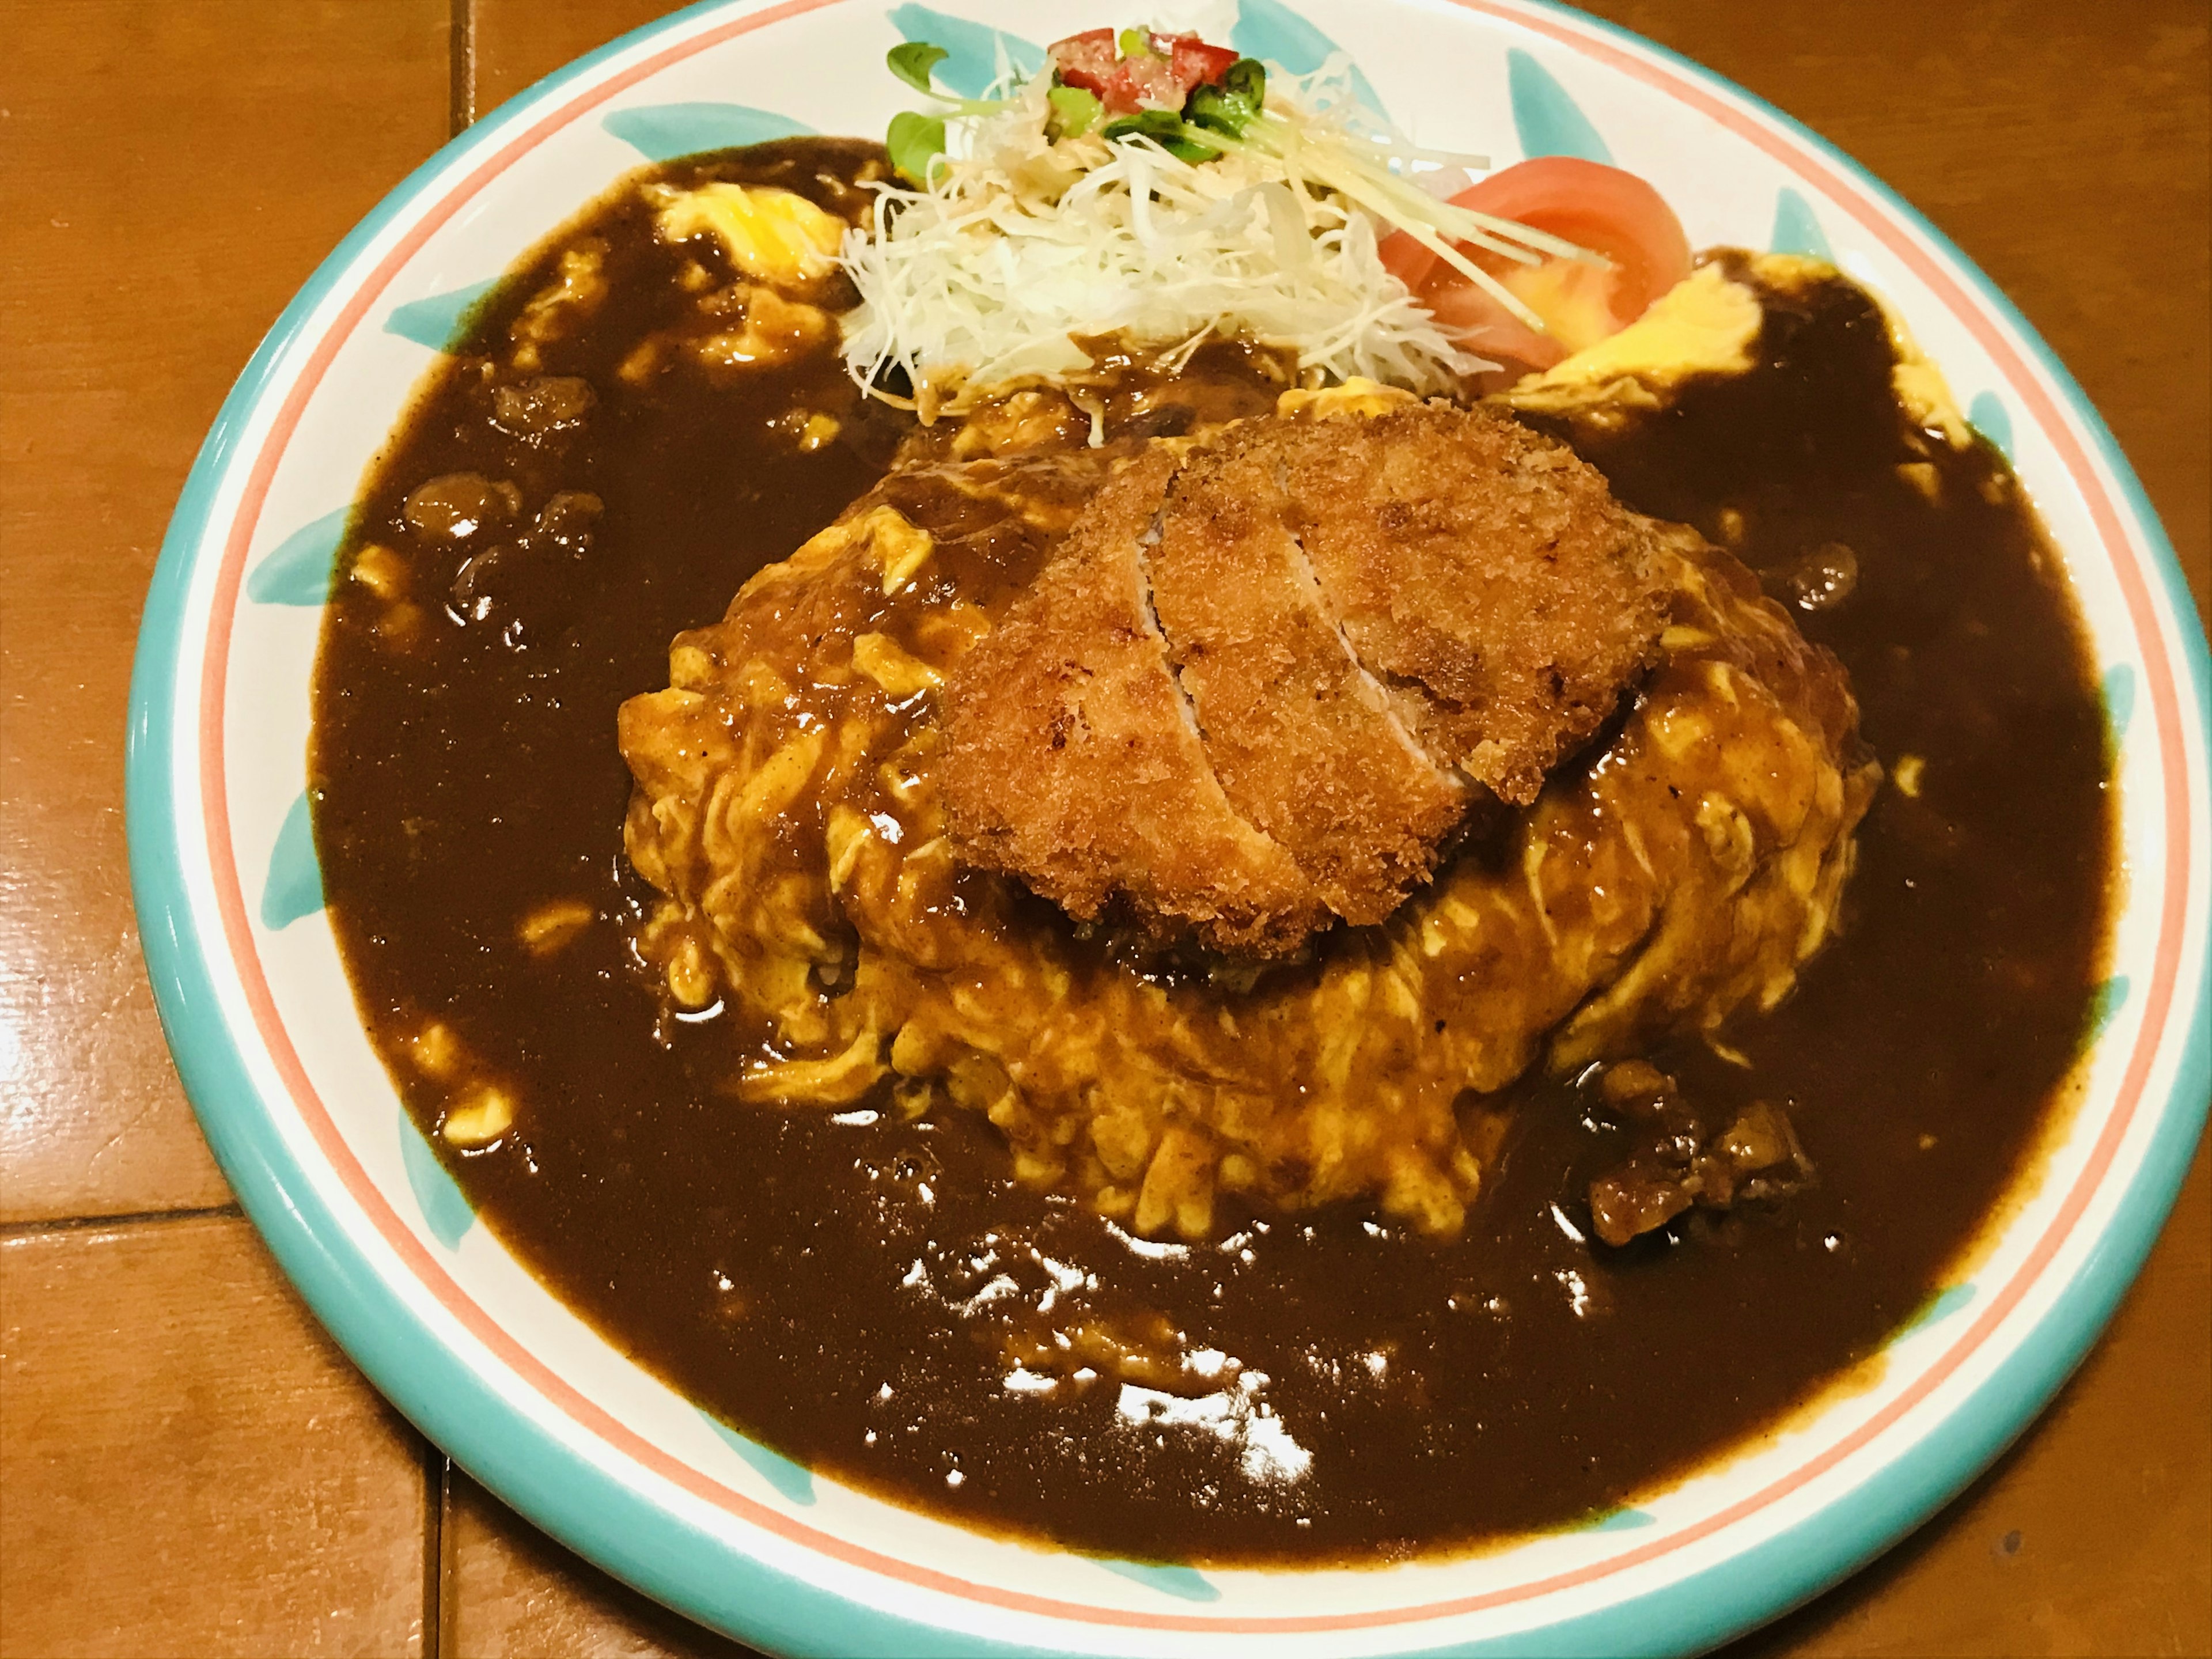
[617,425,1876,1240]
[647,181,846,290]
[1500,253,1973,448]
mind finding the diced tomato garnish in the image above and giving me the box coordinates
[1048,28,1122,97]
[1380,158,1692,372]
[1048,28,1240,115]
[1113,50,1194,112]
[1163,34,1240,88]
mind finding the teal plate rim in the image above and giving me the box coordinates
[126,1,2212,1654]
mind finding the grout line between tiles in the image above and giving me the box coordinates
[427,1451,452,1658]
[449,0,478,135]
[0,1201,244,1240]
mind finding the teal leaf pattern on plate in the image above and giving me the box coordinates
[2085,975,2133,1046]
[1230,0,1385,115]
[1902,1282,1976,1336]
[2101,661,2136,761]
[1967,390,2013,463]
[1506,47,1611,164]
[702,1412,818,1504]
[384,281,498,351]
[260,790,325,930]
[1101,1560,1222,1601]
[887,5,1041,97]
[1770,186,1834,260]
[603,103,816,162]
[1589,1506,1657,1532]
[398,1107,478,1249]
[245,506,348,607]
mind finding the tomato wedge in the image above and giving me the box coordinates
[1382,158,1692,370]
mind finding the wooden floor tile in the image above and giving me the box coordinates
[0,0,452,1224]
[0,1214,430,1658]
[468,0,685,121]
[441,1470,762,1658]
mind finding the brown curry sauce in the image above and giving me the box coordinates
[309,141,2111,1564]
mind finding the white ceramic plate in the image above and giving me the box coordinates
[128,2,2211,1653]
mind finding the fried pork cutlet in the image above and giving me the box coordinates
[1264,404,1672,804]
[936,402,1669,955]
[936,447,1321,956]
[1147,427,1469,925]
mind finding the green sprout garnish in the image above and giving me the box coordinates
[1047,83,1103,139]
[882,41,1009,182]
[1097,56,1265,164]
[887,109,948,183]
[1187,58,1266,139]
[887,41,949,96]
[879,39,1270,179]
[1099,107,1221,164]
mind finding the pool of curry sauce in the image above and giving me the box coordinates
[309,140,2112,1564]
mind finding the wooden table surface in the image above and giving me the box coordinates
[2,2,2205,1654]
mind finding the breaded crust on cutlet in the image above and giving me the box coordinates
[936,448,1321,956]
[1149,427,1468,925]
[1271,403,1670,804]
[935,402,1671,956]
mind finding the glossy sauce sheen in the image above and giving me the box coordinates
[312,142,2111,1563]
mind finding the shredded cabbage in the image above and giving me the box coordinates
[838,59,1520,414]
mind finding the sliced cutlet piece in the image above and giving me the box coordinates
[937,448,1321,956]
[1272,403,1670,804]
[1149,427,1470,925]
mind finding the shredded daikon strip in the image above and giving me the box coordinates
[839,59,1550,415]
